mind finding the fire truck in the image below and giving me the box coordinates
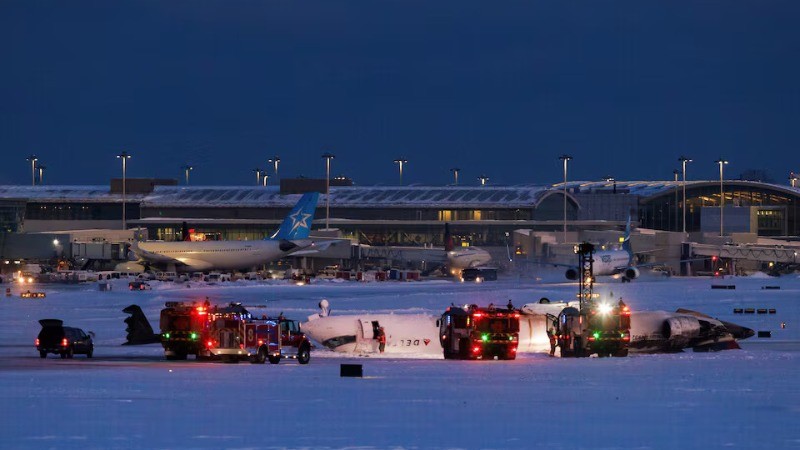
[207,308,312,365]
[553,301,631,357]
[439,304,520,360]
[553,243,632,357]
[158,301,311,364]
[159,301,215,360]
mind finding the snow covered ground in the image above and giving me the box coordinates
[1,273,799,449]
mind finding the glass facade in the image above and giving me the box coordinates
[640,184,799,236]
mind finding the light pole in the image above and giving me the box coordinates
[393,158,407,186]
[322,152,335,230]
[26,155,37,186]
[182,165,193,185]
[262,173,269,187]
[673,169,680,231]
[478,175,489,186]
[679,156,692,235]
[37,164,46,185]
[790,172,797,188]
[558,155,572,242]
[252,168,263,186]
[116,151,131,230]
[715,158,728,236]
[450,168,460,185]
[268,156,280,182]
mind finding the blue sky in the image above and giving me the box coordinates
[1,1,798,186]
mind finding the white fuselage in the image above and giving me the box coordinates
[591,250,632,276]
[301,301,744,357]
[133,239,307,272]
[447,247,492,272]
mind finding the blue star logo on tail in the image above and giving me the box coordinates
[288,210,312,235]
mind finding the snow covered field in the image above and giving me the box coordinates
[1,273,799,449]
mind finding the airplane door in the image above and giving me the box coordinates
[359,320,375,340]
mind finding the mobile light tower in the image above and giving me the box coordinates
[268,156,280,182]
[679,156,692,235]
[26,155,38,186]
[394,158,408,186]
[116,151,131,230]
[478,175,489,186]
[715,158,728,236]
[559,155,572,242]
[37,164,46,185]
[322,152,335,230]
[450,167,460,186]
[182,164,193,185]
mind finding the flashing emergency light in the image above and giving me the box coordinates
[472,346,481,354]
[593,331,601,340]
[473,312,483,319]
[61,338,69,347]
[35,338,39,346]
[481,334,489,342]
[190,332,198,340]
[597,303,613,315]
[206,340,213,348]
[164,333,171,339]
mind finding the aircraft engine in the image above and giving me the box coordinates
[662,316,702,347]
[623,267,640,279]
[565,268,579,280]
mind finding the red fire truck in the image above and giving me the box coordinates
[439,304,520,360]
[158,301,311,364]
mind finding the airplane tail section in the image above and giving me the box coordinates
[622,214,633,265]
[122,305,160,345]
[181,222,191,241]
[270,192,320,240]
[444,223,454,252]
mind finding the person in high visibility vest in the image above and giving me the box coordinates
[377,327,386,353]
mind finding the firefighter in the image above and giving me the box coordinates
[547,318,558,357]
[377,327,386,353]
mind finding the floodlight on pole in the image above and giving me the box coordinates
[26,155,38,186]
[267,156,280,182]
[478,175,489,186]
[558,155,572,242]
[322,152,335,230]
[679,156,692,235]
[252,168,263,186]
[790,172,797,188]
[673,169,680,231]
[37,164,46,185]
[393,158,408,186]
[450,168,460,186]
[116,151,131,230]
[715,158,729,236]
[181,165,193,185]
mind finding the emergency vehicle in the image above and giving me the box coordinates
[159,301,215,360]
[439,304,520,360]
[157,301,311,363]
[553,242,632,357]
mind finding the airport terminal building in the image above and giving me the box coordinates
[0,178,798,264]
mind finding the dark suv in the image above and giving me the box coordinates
[36,319,94,359]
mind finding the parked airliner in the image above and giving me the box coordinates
[124,193,329,272]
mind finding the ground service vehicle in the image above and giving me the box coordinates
[439,305,520,360]
[36,319,94,359]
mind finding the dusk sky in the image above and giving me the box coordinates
[1,2,798,187]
